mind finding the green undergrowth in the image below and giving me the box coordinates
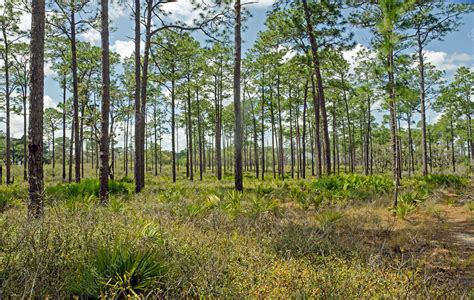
[46,177,134,202]
[0,173,471,297]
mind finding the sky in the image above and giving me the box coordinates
[4,0,474,151]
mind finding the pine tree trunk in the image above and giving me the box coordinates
[417,31,428,176]
[276,73,284,180]
[3,26,11,185]
[28,0,45,218]
[187,77,193,181]
[134,0,144,192]
[99,0,110,205]
[261,70,265,181]
[171,77,176,182]
[302,0,331,175]
[310,75,322,177]
[234,0,243,192]
[23,94,28,181]
[70,2,81,183]
[450,117,456,173]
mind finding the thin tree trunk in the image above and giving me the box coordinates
[171,77,176,182]
[3,26,11,185]
[450,117,456,173]
[276,72,284,180]
[417,31,428,176]
[62,74,67,181]
[302,81,308,179]
[234,0,243,192]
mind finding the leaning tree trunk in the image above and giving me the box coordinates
[28,0,46,218]
[302,0,330,175]
[417,31,428,176]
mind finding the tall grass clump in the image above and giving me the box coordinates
[71,243,168,298]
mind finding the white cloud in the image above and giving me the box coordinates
[343,44,374,66]
[79,29,101,45]
[110,2,128,21]
[111,40,142,59]
[44,62,55,77]
[161,1,202,26]
[250,0,276,8]
[44,95,56,109]
[281,49,297,63]
[424,50,473,71]
[8,95,57,138]
[19,12,31,32]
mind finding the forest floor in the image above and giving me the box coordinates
[0,167,473,298]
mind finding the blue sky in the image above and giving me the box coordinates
[8,1,474,150]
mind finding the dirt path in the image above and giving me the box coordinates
[436,181,474,288]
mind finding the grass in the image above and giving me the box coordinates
[0,165,472,298]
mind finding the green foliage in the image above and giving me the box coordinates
[249,194,279,216]
[221,190,243,216]
[392,190,428,219]
[46,178,133,202]
[72,243,167,298]
[311,174,393,203]
[160,185,186,202]
[413,174,467,188]
[392,200,416,219]
[0,184,26,212]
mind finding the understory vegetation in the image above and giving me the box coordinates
[1,169,472,298]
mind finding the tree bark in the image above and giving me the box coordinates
[2,25,11,185]
[28,0,46,218]
[99,0,110,205]
[134,0,144,192]
[417,31,428,176]
[70,1,81,183]
[234,0,243,191]
[171,77,176,183]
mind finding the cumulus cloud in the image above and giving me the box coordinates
[424,50,473,71]
[8,95,57,137]
[79,29,101,45]
[249,0,276,8]
[111,40,145,59]
[110,2,129,21]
